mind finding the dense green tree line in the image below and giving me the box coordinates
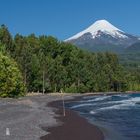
[0,25,139,97]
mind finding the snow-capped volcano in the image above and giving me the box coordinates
[66,20,139,52]
[66,20,127,41]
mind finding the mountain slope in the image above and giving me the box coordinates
[66,20,139,52]
[126,42,140,53]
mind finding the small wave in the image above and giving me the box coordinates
[71,103,93,109]
[90,110,97,114]
[113,94,129,99]
[98,100,140,111]
[131,97,140,102]
[107,97,140,105]
[89,103,136,115]
[98,103,135,111]
[80,96,111,103]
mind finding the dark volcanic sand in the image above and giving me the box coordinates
[40,101,104,140]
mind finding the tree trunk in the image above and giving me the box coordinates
[43,70,45,94]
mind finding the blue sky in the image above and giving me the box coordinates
[0,0,140,40]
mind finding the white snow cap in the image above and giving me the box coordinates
[66,19,127,41]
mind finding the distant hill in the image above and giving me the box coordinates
[126,42,140,53]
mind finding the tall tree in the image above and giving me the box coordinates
[0,25,13,53]
[0,52,25,97]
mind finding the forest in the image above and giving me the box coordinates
[0,25,140,97]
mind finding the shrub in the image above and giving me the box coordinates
[0,53,26,98]
[65,84,78,93]
[77,83,89,93]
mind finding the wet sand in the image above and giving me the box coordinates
[40,100,104,140]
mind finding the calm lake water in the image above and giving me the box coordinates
[65,93,140,140]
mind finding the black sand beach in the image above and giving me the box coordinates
[1,93,124,140]
[40,100,104,140]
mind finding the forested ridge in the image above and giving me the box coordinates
[0,25,139,97]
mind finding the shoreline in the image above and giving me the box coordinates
[40,97,104,140]
[0,92,139,139]
[27,90,140,96]
[39,91,140,140]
